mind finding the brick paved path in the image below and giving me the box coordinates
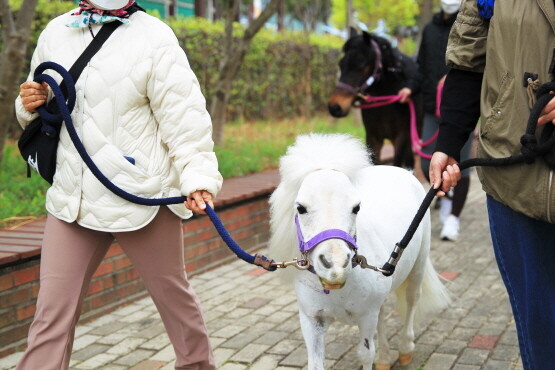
[0,170,523,370]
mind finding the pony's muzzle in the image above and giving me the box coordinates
[318,277,346,290]
[328,103,348,118]
[327,92,354,118]
[313,248,351,289]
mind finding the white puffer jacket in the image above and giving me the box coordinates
[15,10,223,232]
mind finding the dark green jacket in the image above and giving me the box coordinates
[446,0,555,222]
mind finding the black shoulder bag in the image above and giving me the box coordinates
[17,21,122,184]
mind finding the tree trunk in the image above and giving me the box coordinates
[416,0,434,47]
[194,0,205,17]
[210,44,249,144]
[0,0,39,164]
[346,0,355,29]
[277,0,285,32]
[210,0,279,144]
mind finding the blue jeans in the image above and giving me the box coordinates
[487,195,555,370]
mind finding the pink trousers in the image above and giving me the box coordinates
[16,207,215,370]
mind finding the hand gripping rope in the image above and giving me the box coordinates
[34,62,278,272]
[377,81,555,277]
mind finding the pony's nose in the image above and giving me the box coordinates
[328,103,344,117]
[319,254,332,269]
[319,252,352,269]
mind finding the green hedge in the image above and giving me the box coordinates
[3,2,419,123]
[168,17,344,121]
[2,6,344,123]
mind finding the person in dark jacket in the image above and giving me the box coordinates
[397,0,471,241]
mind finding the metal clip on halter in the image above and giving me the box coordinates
[271,257,312,270]
[352,254,390,274]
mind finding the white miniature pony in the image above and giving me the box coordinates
[269,133,450,370]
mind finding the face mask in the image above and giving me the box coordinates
[441,0,462,14]
[88,0,129,10]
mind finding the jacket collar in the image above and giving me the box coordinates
[537,0,555,34]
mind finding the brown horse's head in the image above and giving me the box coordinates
[328,29,395,118]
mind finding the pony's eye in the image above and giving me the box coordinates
[352,204,361,214]
[297,205,307,214]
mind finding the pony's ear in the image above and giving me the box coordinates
[350,27,359,38]
[362,31,372,46]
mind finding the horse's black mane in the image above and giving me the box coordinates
[342,32,404,78]
[343,33,389,52]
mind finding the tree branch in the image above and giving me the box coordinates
[15,0,39,31]
[0,0,16,35]
[243,0,279,41]
[223,0,238,55]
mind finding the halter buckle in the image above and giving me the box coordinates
[271,256,311,270]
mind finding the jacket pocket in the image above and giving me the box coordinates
[481,72,514,138]
[91,144,162,197]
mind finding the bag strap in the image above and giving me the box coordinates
[54,5,145,100]
[58,21,123,98]
[66,3,145,84]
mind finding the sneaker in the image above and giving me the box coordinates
[440,215,460,241]
[439,198,453,225]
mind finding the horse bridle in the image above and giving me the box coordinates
[294,214,376,270]
[335,38,403,100]
[295,215,358,253]
[336,39,383,96]
[292,214,391,278]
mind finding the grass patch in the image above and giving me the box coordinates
[0,141,50,226]
[1,114,364,224]
[216,115,364,177]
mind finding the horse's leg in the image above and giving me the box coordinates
[375,305,391,370]
[397,273,424,366]
[403,137,416,169]
[362,109,385,164]
[299,309,330,370]
[356,310,380,370]
[367,135,383,164]
[392,135,403,168]
[393,132,414,168]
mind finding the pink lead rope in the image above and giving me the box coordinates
[435,82,443,118]
[358,94,438,159]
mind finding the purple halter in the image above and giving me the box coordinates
[295,215,358,253]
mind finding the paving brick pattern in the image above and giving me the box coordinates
[0,170,523,370]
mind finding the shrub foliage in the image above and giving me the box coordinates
[168,17,343,120]
[4,8,345,121]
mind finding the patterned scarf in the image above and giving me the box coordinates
[66,0,136,28]
[476,0,494,20]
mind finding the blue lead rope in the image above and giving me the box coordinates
[204,205,276,270]
[35,62,276,271]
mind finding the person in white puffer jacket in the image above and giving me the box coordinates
[15,1,222,369]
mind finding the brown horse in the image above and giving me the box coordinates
[328,29,423,168]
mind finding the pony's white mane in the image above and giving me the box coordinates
[268,133,372,269]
